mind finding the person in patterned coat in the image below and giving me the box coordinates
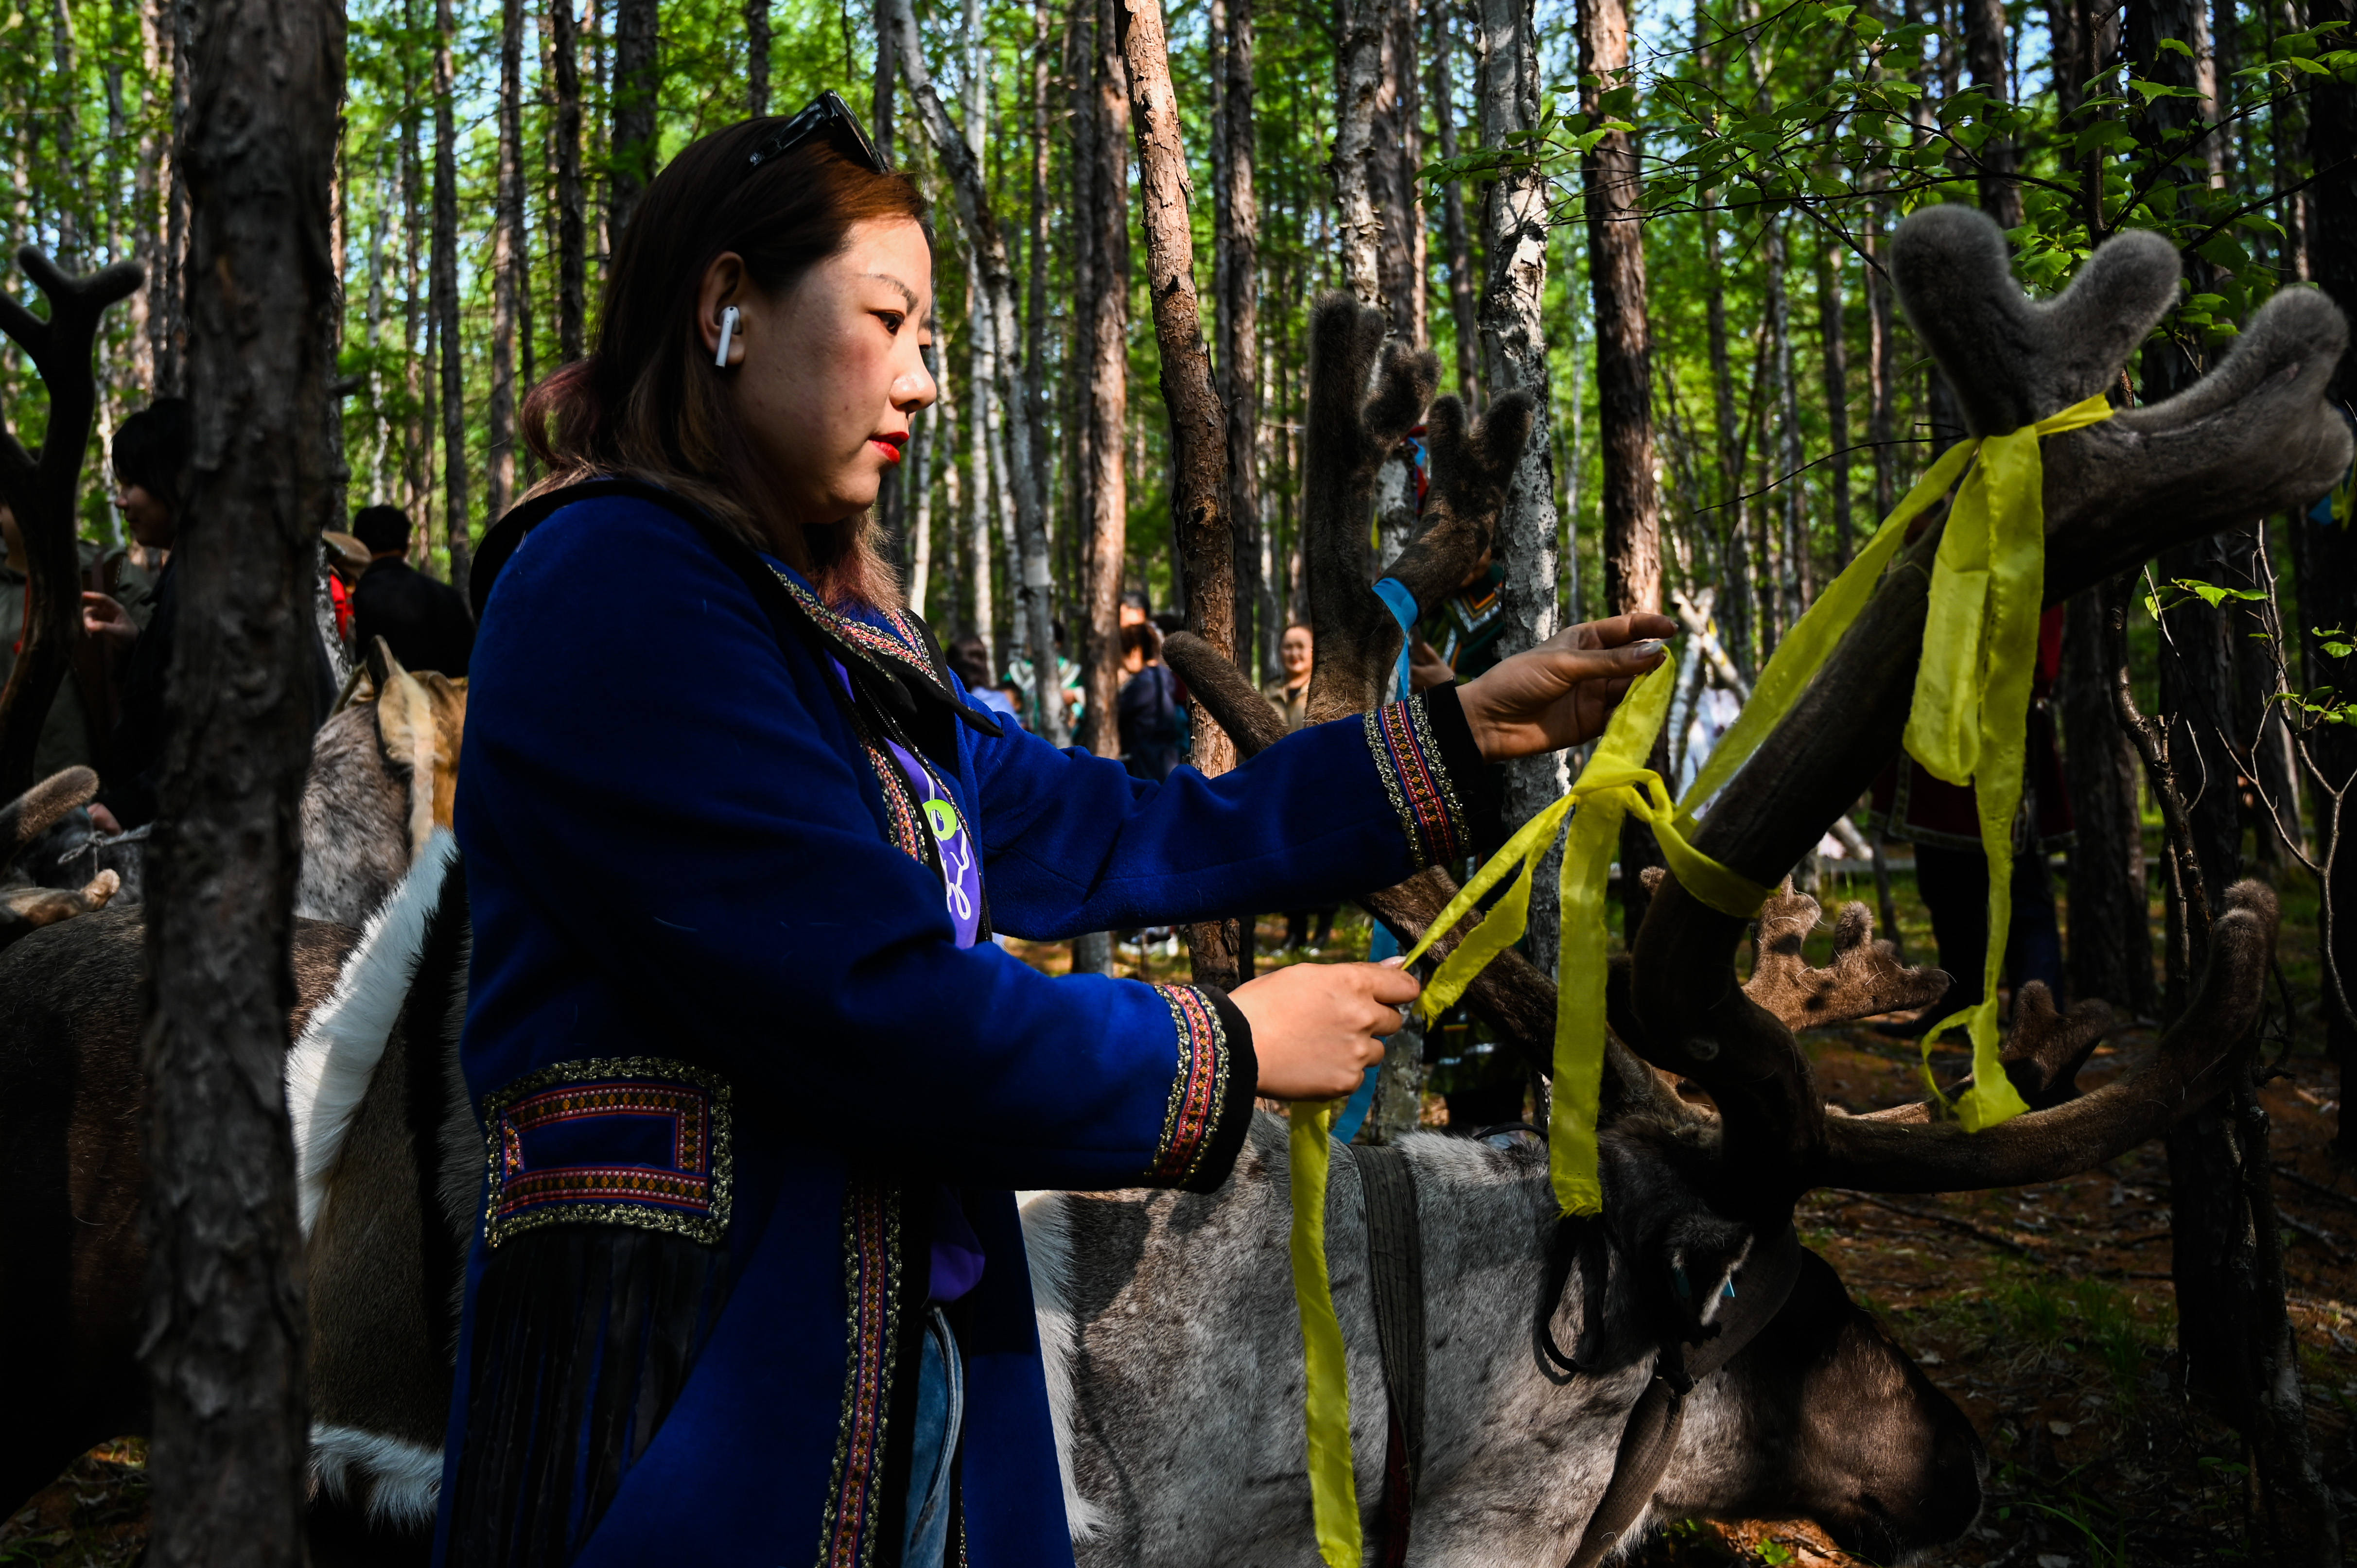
[435,99,1674,1568]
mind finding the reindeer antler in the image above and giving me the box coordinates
[1626,207,2340,1215]
[0,247,146,796]
[1299,296,1438,722]
[1742,888,1950,1033]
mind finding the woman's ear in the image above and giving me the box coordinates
[698,252,750,367]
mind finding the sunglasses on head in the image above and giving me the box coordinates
[745,90,888,176]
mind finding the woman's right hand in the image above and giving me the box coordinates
[1232,958,1421,1101]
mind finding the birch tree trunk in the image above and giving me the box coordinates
[609,0,658,236]
[489,0,525,529]
[1332,0,1384,306]
[1119,0,1244,990]
[1431,0,1479,405]
[888,0,1059,736]
[432,0,469,586]
[143,0,341,1549]
[551,0,587,362]
[1475,0,1564,997]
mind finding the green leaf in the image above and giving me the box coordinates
[2157,36,2195,57]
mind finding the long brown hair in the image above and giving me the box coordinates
[522,119,928,608]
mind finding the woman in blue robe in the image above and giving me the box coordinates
[433,97,1674,1568]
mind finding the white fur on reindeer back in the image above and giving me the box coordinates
[287,829,460,1237]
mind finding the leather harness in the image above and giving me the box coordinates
[1339,1139,1805,1568]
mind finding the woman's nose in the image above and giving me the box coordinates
[893,361,938,412]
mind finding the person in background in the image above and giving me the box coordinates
[1870,602,2074,1037]
[351,504,476,677]
[1005,618,1082,735]
[0,504,105,778]
[85,400,195,833]
[948,634,1022,727]
[1117,612,1185,784]
[1264,622,1333,953]
[1264,621,1313,731]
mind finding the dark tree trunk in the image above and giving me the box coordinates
[2134,2,2337,1552]
[1430,0,1479,405]
[489,0,525,529]
[1371,0,1423,343]
[551,0,587,362]
[2305,0,2357,1156]
[1962,0,2021,226]
[1215,0,1262,691]
[1579,0,1656,621]
[609,0,658,237]
[141,0,342,1551]
[2058,577,2157,1016]
[1079,0,1128,761]
[1118,0,1242,991]
[1815,237,1851,564]
[745,0,769,116]
[1582,0,1660,932]
[432,0,469,587]
[873,0,893,155]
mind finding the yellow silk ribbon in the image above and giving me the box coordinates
[1287,1099,1362,1567]
[1900,391,2114,1127]
[1397,662,1771,1213]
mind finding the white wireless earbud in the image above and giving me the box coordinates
[715,305,740,368]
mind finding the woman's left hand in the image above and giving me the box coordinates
[1456,613,1678,761]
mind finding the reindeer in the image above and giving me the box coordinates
[0,207,2341,1566]
[0,653,464,1552]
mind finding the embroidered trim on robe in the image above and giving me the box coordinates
[1364,692,1471,871]
[817,1177,907,1568]
[478,1057,733,1248]
[1146,984,1236,1187]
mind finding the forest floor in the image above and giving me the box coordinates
[5,880,2352,1566]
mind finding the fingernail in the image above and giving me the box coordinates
[1380,955,1408,968]
[1630,639,1667,658]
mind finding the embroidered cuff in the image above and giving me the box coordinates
[1364,684,1501,871]
[1145,984,1258,1193]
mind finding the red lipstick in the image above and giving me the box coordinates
[872,433,907,464]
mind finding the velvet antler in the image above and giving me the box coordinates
[1626,207,2338,1213]
[1741,889,1951,1033]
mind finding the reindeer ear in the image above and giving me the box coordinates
[376,669,440,857]
[1891,206,2179,436]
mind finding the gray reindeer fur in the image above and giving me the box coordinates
[297,703,417,926]
[1034,1115,1977,1567]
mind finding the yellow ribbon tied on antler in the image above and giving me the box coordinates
[1390,388,2115,1216]
[1397,662,1771,1214]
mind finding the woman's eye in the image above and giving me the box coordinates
[876,311,905,334]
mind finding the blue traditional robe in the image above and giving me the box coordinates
[432,484,1495,1567]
